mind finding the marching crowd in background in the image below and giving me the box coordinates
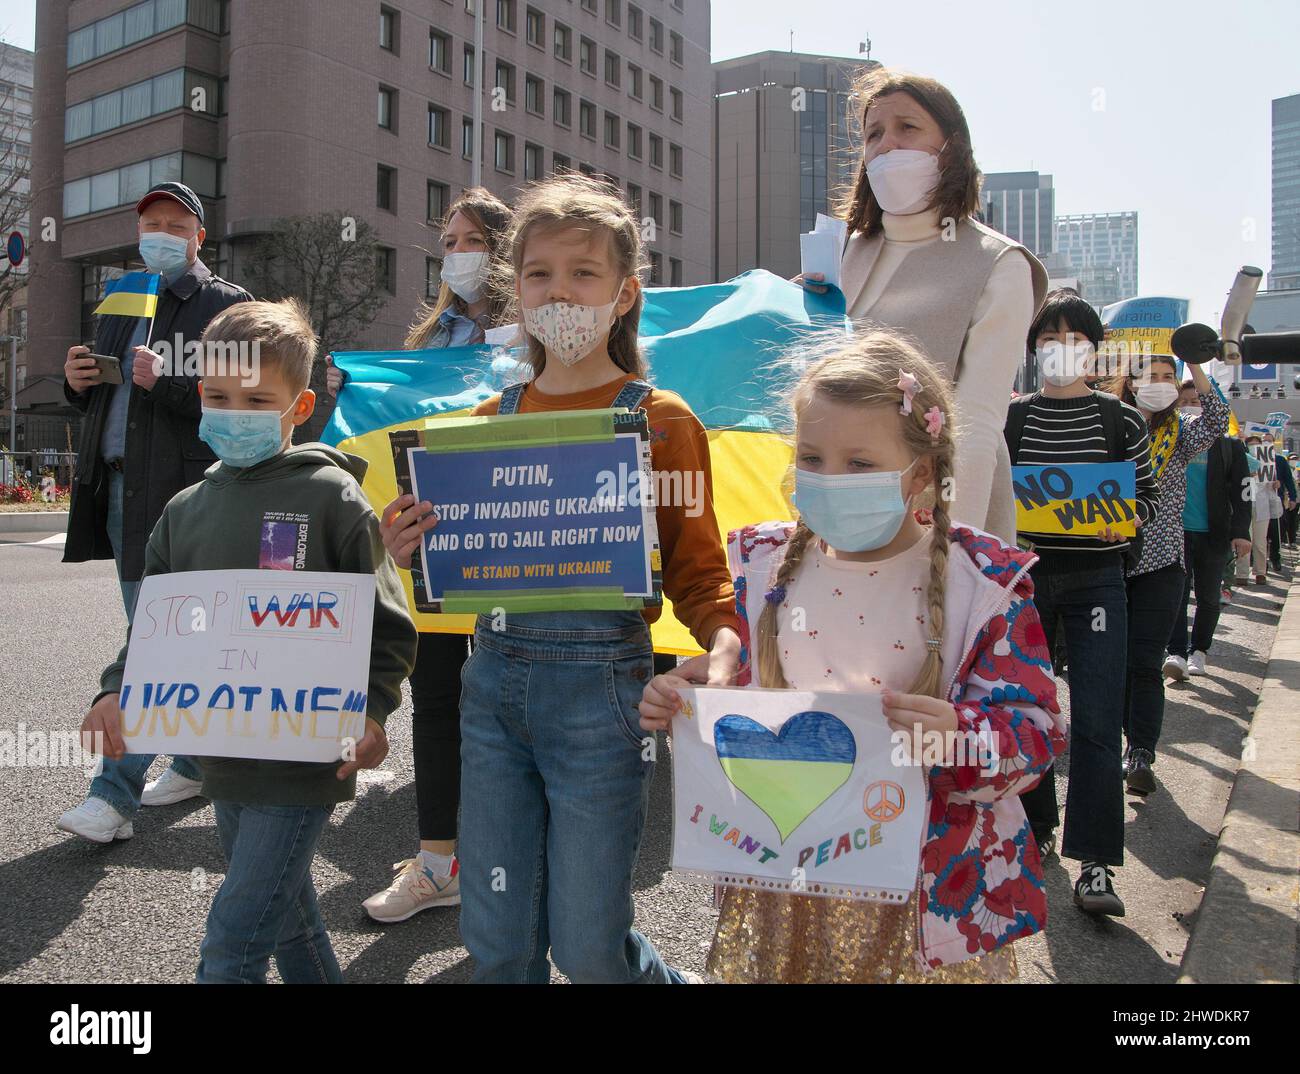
[48,64,1292,984]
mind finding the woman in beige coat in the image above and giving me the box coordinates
[802,68,1047,540]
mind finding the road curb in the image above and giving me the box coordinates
[1178,577,1300,984]
[0,511,69,534]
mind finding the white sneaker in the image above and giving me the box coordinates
[1162,654,1188,682]
[362,858,461,923]
[1188,651,1207,676]
[140,768,204,807]
[56,797,133,843]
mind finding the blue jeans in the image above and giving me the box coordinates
[457,611,683,984]
[1018,558,1129,866]
[1123,563,1188,759]
[197,802,340,984]
[95,466,199,814]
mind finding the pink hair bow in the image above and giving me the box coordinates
[897,370,919,415]
[924,405,944,442]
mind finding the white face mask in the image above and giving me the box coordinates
[1135,382,1179,412]
[522,298,619,367]
[1035,340,1095,388]
[440,251,490,303]
[866,148,942,215]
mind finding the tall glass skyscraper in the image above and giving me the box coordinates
[1271,93,1300,291]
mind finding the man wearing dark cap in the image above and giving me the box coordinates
[58,182,251,842]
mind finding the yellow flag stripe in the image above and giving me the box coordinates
[94,292,159,319]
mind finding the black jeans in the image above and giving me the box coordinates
[409,631,471,842]
[1168,532,1226,658]
[1123,563,1188,759]
[1284,506,1298,545]
[1018,558,1128,866]
[1266,516,1283,570]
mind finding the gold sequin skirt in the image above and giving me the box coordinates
[705,886,1018,984]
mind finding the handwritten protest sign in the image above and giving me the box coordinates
[1011,462,1137,537]
[670,687,925,903]
[390,408,663,614]
[119,570,376,763]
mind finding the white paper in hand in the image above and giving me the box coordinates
[799,213,847,292]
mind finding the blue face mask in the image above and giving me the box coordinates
[199,405,294,469]
[139,231,192,276]
[794,461,918,553]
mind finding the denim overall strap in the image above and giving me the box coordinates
[497,382,528,415]
[610,379,653,413]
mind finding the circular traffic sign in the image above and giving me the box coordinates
[5,230,24,267]
[863,780,906,823]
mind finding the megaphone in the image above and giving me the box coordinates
[1170,322,1219,365]
[1220,266,1263,365]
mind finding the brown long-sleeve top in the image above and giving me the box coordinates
[474,372,740,648]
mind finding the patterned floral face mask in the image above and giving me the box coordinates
[521,296,620,366]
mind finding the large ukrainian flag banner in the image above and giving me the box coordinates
[323,269,846,654]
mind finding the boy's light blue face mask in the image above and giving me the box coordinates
[793,460,918,553]
[199,404,296,469]
[139,231,192,277]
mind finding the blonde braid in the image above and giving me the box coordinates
[907,452,952,698]
[755,521,817,689]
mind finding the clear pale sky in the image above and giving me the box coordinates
[5,0,1297,324]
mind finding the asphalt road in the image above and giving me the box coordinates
[0,527,1289,983]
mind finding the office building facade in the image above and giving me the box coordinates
[29,0,712,429]
[981,171,1053,259]
[713,50,874,282]
[1271,93,1300,291]
[0,43,33,446]
[1055,211,1138,310]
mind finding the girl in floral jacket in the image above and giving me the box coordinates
[639,331,1066,981]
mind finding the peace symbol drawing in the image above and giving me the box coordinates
[863,780,906,823]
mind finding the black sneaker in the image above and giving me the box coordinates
[1124,748,1157,796]
[1074,862,1125,917]
[1032,827,1056,860]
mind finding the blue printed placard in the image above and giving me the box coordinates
[1011,461,1137,538]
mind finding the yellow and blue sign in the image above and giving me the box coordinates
[1012,462,1137,537]
[323,269,847,654]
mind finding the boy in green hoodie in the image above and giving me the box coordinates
[80,298,417,983]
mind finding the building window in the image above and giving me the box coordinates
[554,21,572,61]
[377,164,396,211]
[605,49,621,88]
[578,162,595,177]
[495,130,515,172]
[428,104,450,148]
[628,63,642,101]
[580,36,596,76]
[580,0,597,13]
[671,0,683,10]
[649,192,663,228]
[525,75,544,116]
[628,4,643,40]
[669,30,683,66]
[554,152,570,172]
[669,142,683,177]
[579,99,596,139]
[64,151,219,219]
[627,182,642,216]
[495,60,516,104]
[649,250,662,284]
[604,111,620,149]
[462,117,475,158]
[463,44,475,85]
[67,0,221,69]
[378,85,395,130]
[376,246,397,295]
[429,29,451,74]
[627,123,642,160]
[649,17,663,53]
[606,0,621,28]
[426,256,442,299]
[669,199,682,234]
[526,6,545,48]
[670,87,683,122]
[554,87,572,127]
[64,68,218,143]
[379,6,398,52]
[649,75,663,112]
[669,256,682,286]
[649,132,662,169]
[427,179,449,222]
[496,0,516,33]
[524,141,542,180]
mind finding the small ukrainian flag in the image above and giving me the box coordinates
[94,271,160,319]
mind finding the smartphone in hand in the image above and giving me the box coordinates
[87,353,123,385]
